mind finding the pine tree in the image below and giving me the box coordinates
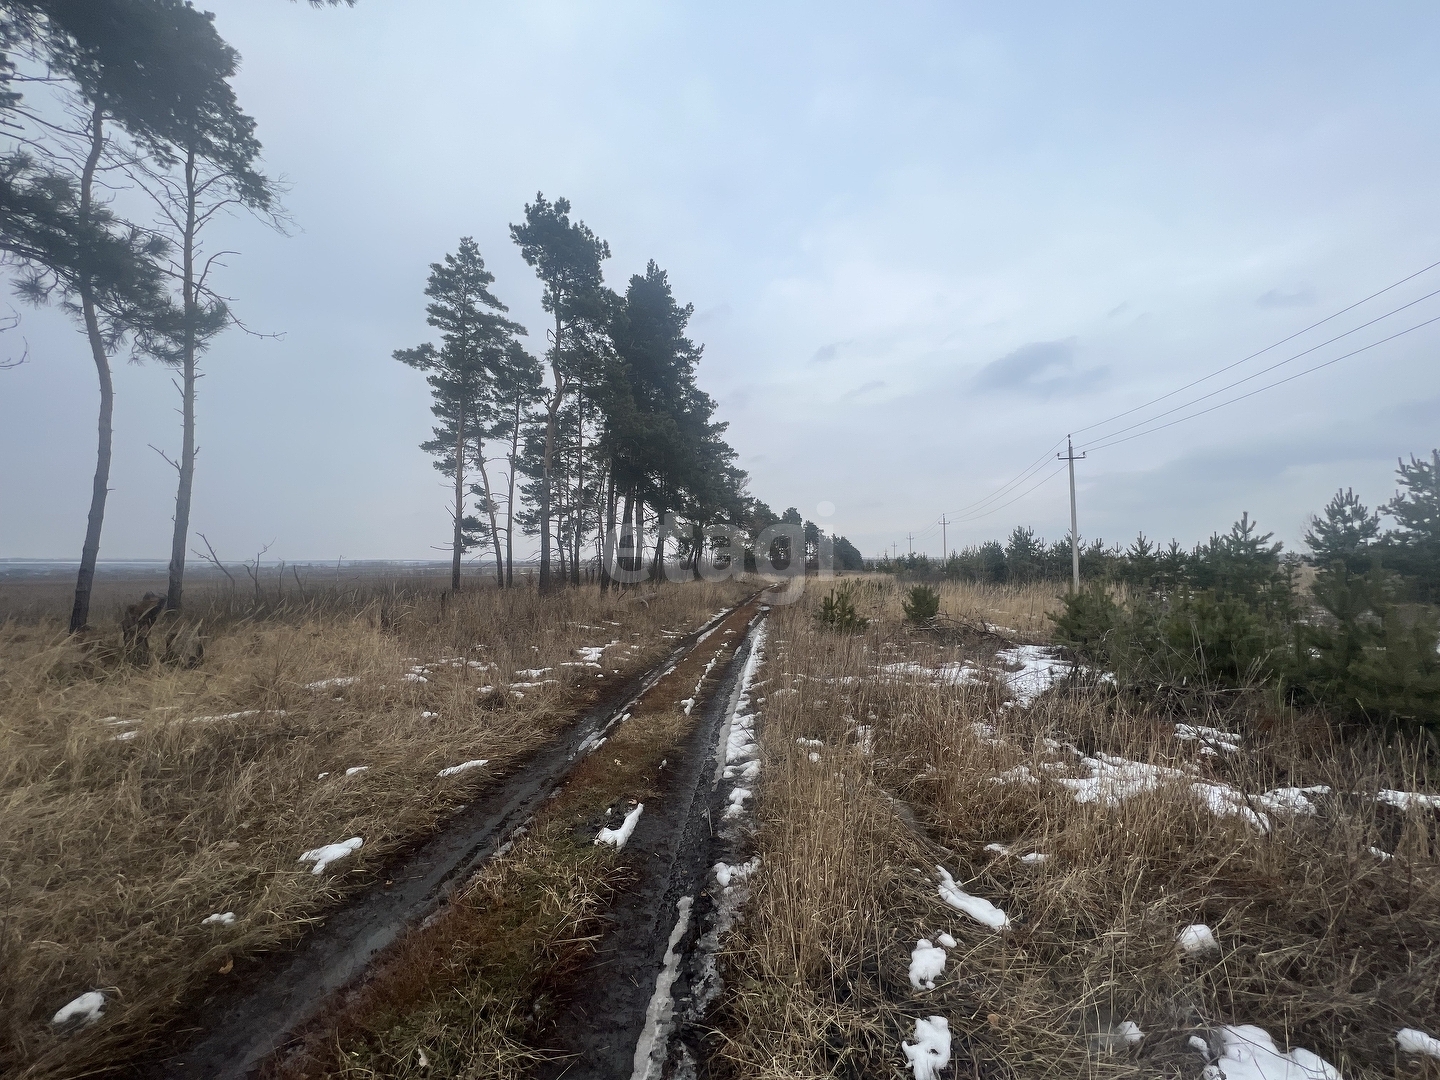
[2,1,247,630]
[1304,488,1381,574]
[396,238,524,591]
[1384,450,1440,599]
[509,193,609,592]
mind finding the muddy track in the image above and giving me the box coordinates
[153,598,759,1080]
[532,608,767,1080]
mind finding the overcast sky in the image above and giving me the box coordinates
[4,1,1440,564]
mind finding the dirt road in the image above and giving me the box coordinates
[156,593,771,1079]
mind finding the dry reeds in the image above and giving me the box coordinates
[0,576,751,1079]
[712,587,1440,1078]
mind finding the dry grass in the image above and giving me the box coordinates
[0,576,752,1079]
[711,581,1440,1078]
[274,597,763,1078]
[833,576,1062,641]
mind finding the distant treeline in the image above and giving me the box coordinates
[915,449,1440,729]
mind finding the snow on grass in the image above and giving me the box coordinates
[994,644,1071,705]
[796,737,823,748]
[935,866,1010,929]
[714,857,760,888]
[1179,923,1219,954]
[1376,788,1440,811]
[990,764,1039,786]
[188,709,287,723]
[437,758,488,778]
[52,990,105,1025]
[1175,723,1242,754]
[595,803,644,849]
[298,836,363,875]
[514,667,553,679]
[201,912,236,927]
[401,673,427,683]
[344,766,369,776]
[902,1016,951,1080]
[1054,751,1305,831]
[982,842,1046,865]
[1370,846,1394,860]
[724,787,752,819]
[1115,1021,1144,1045]
[723,759,760,781]
[936,932,956,948]
[908,939,947,990]
[880,661,977,687]
[1195,1024,1340,1079]
[305,676,357,690]
[1397,1029,1440,1060]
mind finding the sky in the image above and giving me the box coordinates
[3,1,1440,564]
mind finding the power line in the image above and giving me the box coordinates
[1070,256,1440,440]
[1079,312,1440,454]
[913,255,1440,546]
[1076,285,1440,453]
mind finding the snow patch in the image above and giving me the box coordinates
[1376,788,1440,812]
[935,866,1009,929]
[52,990,105,1025]
[1195,1024,1340,1080]
[1398,1028,1440,1060]
[201,912,236,927]
[1179,923,1220,954]
[305,676,357,690]
[437,758,488,778]
[902,1016,951,1080]
[596,803,644,848]
[298,836,363,875]
[908,939,947,990]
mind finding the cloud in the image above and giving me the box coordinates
[1257,286,1315,309]
[971,338,1106,398]
[811,338,854,363]
[842,379,886,401]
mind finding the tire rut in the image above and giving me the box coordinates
[154,598,757,1080]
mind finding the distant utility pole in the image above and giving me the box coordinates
[907,532,914,557]
[939,515,949,566]
[1057,434,1086,593]
[891,541,898,560]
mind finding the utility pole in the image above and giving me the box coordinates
[939,515,949,568]
[1057,434,1086,592]
[891,541,898,560]
[907,532,914,557]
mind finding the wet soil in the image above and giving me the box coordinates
[151,602,753,1080]
[533,607,765,1080]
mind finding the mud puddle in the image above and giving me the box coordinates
[155,599,756,1080]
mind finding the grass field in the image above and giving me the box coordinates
[0,573,752,1079]
[711,578,1440,1078]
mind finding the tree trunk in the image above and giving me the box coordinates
[618,487,636,582]
[539,306,564,594]
[600,462,616,593]
[571,392,584,586]
[452,385,466,592]
[476,435,504,588]
[651,497,666,582]
[505,388,521,587]
[69,104,112,634]
[634,497,645,581]
[165,146,200,614]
